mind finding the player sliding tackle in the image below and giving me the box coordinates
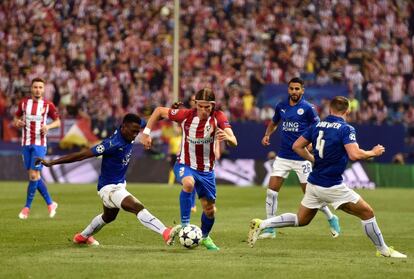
[141,88,237,251]
[248,96,407,258]
[36,113,180,246]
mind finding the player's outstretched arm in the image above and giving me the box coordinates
[345,143,385,161]
[35,149,95,167]
[262,121,278,146]
[140,107,170,150]
[293,136,315,163]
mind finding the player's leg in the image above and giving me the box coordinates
[249,205,318,248]
[119,189,180,245]
[261,157,290,239]
[74,205,118,246]
[296,161,340,237]
[174,163,195,226]
[18,146,38,219]
[190,188,197,212]
[338,198,407,258]
[197,171,219,250]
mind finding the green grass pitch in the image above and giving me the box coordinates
[0,182,413,278]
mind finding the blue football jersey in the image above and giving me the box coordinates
[272,97,319,160]
[91,129,134,190]
[302,115,357,187]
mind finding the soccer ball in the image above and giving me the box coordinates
[179,224,202,249]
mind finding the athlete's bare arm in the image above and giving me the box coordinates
[344,143,385,161]
[35,149,95,167]
[292,136,315,163]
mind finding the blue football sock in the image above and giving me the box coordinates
[25,180,39,208]
[37,179,53,205]
[190,189,196,208]
[180,190,192,226]
[201,212,215,237]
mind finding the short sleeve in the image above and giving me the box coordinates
[90,138,118,156]
[47,102,59,120]
[168,108,192,123]
[272,103,281,123]
[302,124,314,142]
[215,111,231,129]
[342,125,357,145]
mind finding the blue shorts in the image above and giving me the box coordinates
[22,145,47,170]
[173,163,216,201]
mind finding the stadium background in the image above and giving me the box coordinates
[1,0,413,186]
[0,1,413,278]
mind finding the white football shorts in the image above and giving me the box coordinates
[271,156,312,183]
[301,182,361,210]
[98,182,131,209]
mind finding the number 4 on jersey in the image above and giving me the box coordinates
[316,130,325,158]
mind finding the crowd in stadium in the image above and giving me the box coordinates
[0,0,413,146]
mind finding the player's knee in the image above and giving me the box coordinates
[362,206,375,219]
[204,205,215,217]
[102,214,117,223]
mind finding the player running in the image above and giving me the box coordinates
[36,113,180,246]
[259,77,340,239]
[141,88,237,251]
[248,96,407,258]
[14,77,60,219]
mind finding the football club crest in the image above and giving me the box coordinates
[171,109,178,115]
[297,108,304,115]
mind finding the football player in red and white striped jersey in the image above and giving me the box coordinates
[14,77,61,220]
[141,88,237,250]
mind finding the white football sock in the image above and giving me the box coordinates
[137,209,166,235]
[266,188,279,219]
[319,205,334,220]
[81,214,106,237]
[361,217,389,254]
[261,213,298,229]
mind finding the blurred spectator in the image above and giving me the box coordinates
[0,0,412,150]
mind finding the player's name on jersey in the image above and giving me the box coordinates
[316,121,342,129]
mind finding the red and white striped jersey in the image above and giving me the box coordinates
[168,108,231,172]
[15,98,59,146]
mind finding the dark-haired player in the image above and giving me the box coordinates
[248,96,407,258]
[37,113,180,246]
[259,77,340,239]
[14,77,60,219]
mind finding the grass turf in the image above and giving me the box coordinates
[0,182,412,279]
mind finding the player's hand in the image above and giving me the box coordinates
[40,125,49,136]
[372,144,385,156]
[215,128,228,142]
[14,119,25,128]
[261,135,270,146]
[140,134,152,150]
[35,158,51,167]
[171,102,184,109]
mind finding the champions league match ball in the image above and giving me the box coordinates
[179,224,202,249]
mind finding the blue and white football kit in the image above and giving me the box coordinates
[91,129,134,208]
[271,97,319,182]
[301,115,361,209]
